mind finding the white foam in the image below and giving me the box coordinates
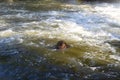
[26,42,39,47]
[110,55,120,61]
[0,20,9,27]
[95,4,120,21]
[89,67,97,71]
[0,29,16,37]
[20,19,113,45]
[0,3,118,54]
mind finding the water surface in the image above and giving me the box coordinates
[0,0,120,80]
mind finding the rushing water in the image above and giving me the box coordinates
[0,0,120,80]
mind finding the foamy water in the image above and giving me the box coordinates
[0,1,119,57]
[0,1,120,79]
[0,2,119,57]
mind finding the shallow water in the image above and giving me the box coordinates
[0,0,120,80]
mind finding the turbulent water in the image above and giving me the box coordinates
[0,0,120,80]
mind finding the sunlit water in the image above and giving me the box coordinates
[0,0,120,80]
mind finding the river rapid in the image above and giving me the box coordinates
[0,0,120,80]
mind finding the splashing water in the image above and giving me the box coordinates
[0,1,120,80]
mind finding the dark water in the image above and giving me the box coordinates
[0,0,120,80]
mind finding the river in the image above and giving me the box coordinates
[0,0,120,80]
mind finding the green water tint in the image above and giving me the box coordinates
[0,0,120,79]
[25,0,64,11]
[21,37,116,70]
[10,38,118,80]
[24,0,88,11]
